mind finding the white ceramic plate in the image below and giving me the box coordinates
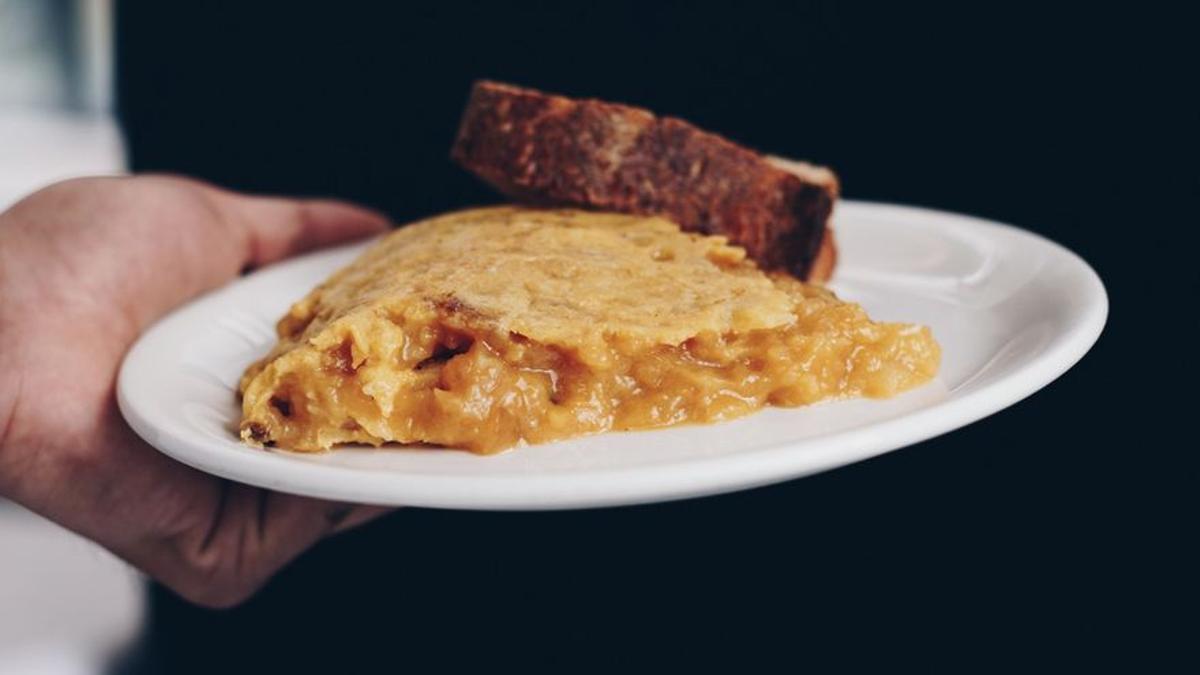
[118,201,1106,510]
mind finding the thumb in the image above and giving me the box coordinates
[101,176,393,336]
[217,194,391,270]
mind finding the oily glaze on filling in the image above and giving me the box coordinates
[239,207,940,453]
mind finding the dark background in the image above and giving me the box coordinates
[116,1,1193,671]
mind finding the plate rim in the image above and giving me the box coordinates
[117,200,1108,510]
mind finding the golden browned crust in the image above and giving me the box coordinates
[451,81,839,282]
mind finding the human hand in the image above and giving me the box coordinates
[0,176,391,607]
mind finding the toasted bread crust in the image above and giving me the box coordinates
[451,81,839,281]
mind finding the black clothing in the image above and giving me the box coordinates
[115,3,1191,671]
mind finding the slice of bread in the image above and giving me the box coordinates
[451,81,839,282]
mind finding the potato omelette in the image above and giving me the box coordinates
[239,206,940,453]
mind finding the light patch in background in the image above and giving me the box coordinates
[1,3,141,675]
[0,0,113,111]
